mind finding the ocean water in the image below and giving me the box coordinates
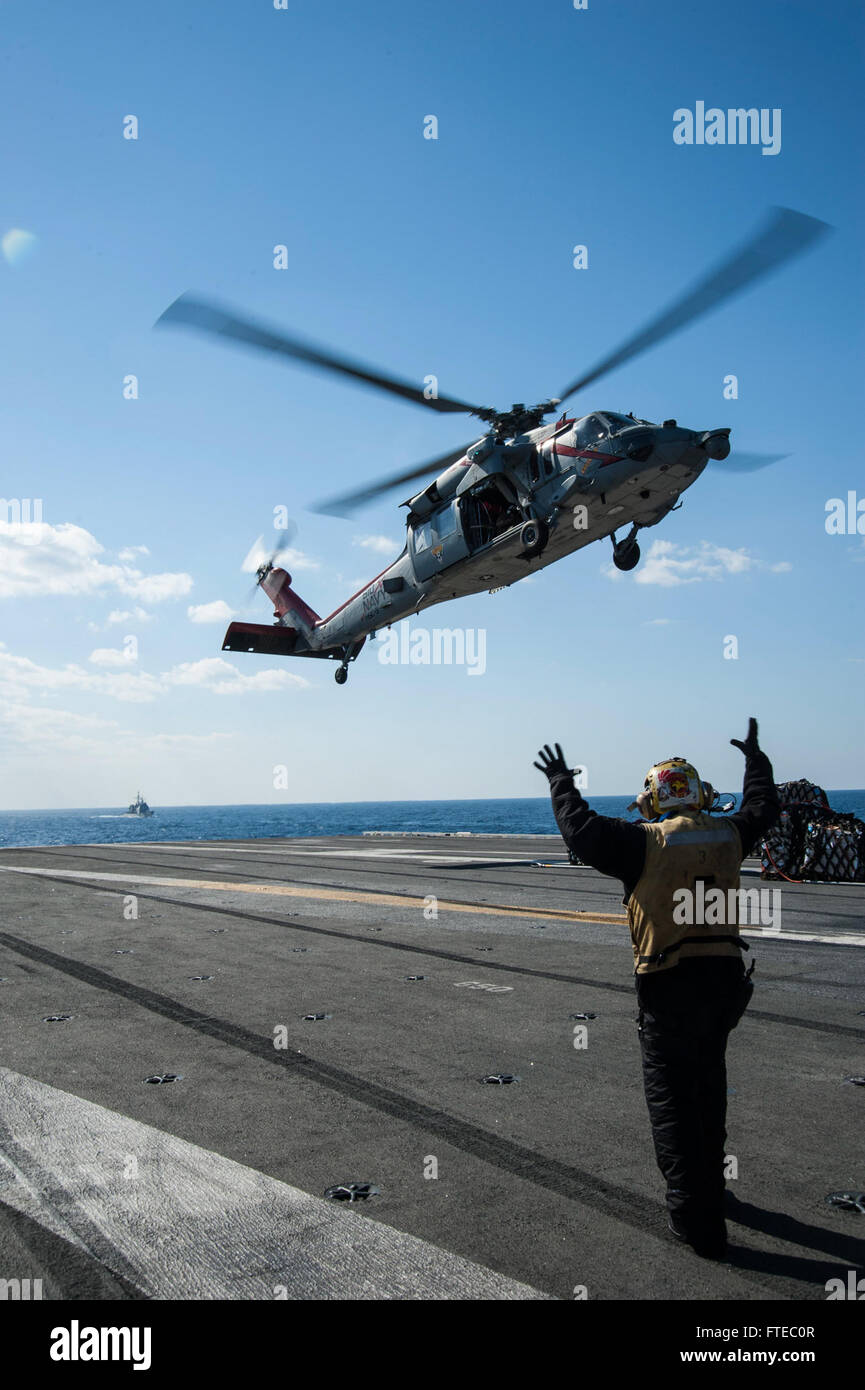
[1,793,864,850]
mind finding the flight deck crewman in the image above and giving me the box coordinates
[534,718,780,1260]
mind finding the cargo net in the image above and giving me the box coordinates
[755,779,865,883]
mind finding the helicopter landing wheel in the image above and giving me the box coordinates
[334,666,348,685]
[519,518,549,559]
[612,539,641,572]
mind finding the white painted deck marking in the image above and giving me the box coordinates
[111,845,537,863]
[454,981,515,993]
[0,1068,549,1301]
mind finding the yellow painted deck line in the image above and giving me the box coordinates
[1,866,628,926]
[7,868,863,945]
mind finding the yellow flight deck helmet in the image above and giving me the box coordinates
[635,757,710,818]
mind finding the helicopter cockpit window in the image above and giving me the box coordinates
[413,520,432,554]
[601,413,637,435]
[574,415,608,446]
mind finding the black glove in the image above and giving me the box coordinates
[534,743,572,783]
[730,717,760,758]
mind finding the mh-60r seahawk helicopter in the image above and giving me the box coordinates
[158,207,828,684]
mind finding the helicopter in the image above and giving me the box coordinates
[157,206,829,685]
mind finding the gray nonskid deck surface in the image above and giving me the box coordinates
[0,835,862,1301]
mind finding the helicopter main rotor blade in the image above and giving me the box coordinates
[157,294,487,417]
[314,442,473,518]
[556,207,831,404]
[709,451,788,473]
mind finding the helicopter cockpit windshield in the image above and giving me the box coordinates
[574,415,609,446]
[575,413,644,444]
[600,413,640,435]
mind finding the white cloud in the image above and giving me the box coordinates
[609,542,793,587]
[118,545,150,562]
[0,641,309,715]
[188,600,235,624]
[0,700,235,757]
[353,535,398,556]
[89,647,137,668]
[134,731,234,750]
[0,522,192,602]
[106,607,152,626]
[0,702,120,752]
[271,546,319,572]
[643,617,673,626]
[130,571,194,601]
[163,657,308,694]
[636,540,755,587]
[0,650,162,703]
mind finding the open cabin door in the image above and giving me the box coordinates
[458,477,522,554]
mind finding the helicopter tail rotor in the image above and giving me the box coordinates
[241,523,299,599]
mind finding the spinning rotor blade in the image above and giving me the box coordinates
[314,442,473,518]
[709,451,788,473]
[157,294,487,417]
[556,207,831,404]
[241,536,268,575]
[241,525,299,602]
[240,521,298,574]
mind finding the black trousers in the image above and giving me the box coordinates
[636,956,753,1237]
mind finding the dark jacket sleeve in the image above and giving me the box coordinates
[549,772,648,899]
[727,750,781,858]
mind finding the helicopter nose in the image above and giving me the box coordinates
[634,426,710,487]
[699,428,731,460]
[625,430,656,463]
[641,425,701,462]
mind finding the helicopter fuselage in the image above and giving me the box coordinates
[224,411,730,676]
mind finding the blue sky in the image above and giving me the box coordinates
[1,0,863,808]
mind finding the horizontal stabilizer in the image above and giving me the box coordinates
[222,621,298,656]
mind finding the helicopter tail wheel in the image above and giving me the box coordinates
[335,666,348,685]
[612,539,641,572]
[519,519,549,559]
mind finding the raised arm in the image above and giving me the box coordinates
[534,743,648,896]
[727,718,781,858]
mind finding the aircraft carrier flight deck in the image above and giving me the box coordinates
[0,834,862,1302]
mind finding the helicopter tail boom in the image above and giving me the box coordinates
[221,566,326,659]
[258,566,321,634]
